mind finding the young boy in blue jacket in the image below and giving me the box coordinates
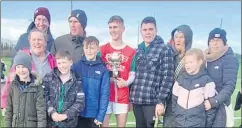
[72,36,110,128]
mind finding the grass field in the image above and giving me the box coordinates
[0,57,241,127]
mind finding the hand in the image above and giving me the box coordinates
[128,103,133,112]
[51,112,60,122]
[116,78,127,88]
[155,104,165,118]
[94,119,102,125]
[58,114,68,121]
[204,100,212,110]
[110,77,115,83]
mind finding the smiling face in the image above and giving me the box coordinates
[56,57,73,75]
[141,23,157,44]
[108,21,125,41]
[34,15,49,32]
[209,38,225,53]
[15,65,30,81]
[29,30,47,56]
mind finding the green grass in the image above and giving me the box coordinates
[0,57,241,127]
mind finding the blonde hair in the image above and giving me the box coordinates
[185,48,205,65]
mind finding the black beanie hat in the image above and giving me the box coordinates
[208,28,227,45]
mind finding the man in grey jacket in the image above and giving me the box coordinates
[51,9,87,63]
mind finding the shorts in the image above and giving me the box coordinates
[106,102,129,115]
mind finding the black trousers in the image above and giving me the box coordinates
[133,104,156,128]
[76,116,99,128]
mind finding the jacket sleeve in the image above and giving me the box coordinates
[209,56,239,108]
[171,81,180,114]
[64,79,85,120]
[205,108,217,127]
[42,75,57,116]
[50,40,57,56]
[204,80,217,127]
[157,48,175,105]
[36,86,47,127]
[5,85,13,127]
[96,71,110,122]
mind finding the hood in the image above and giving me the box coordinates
[171,25,193,52]
[81,56,103,66]
[224,47,235,56]
[26,21,53,42]
[138,35,164,49]
[183,65,207,79]
[13,71,42,87]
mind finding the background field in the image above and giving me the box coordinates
[0,57,241,127]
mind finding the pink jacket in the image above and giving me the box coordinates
[1,49,56,108]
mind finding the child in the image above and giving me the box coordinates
[171,48,217,127]
[72,36,110,128]
[5,52,46,127]
[42,49,85,127]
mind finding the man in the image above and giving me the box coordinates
[129,16,174,128]
[1,28,56,109]
[51,9,87,63]
[99,15,136,127]
[12,7,54,63]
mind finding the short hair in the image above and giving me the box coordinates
[83,36,99,48]
[185,48,205,65]
[55,49,72,60]
[108,15,124,25]
[28,28,48,41]
[141,16,157,28]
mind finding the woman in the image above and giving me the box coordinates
[204,28,239,127]
[163,24,193,127]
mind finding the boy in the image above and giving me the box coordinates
[5,52,46,127]
[72,36,110,128]
[42,49,85,127]
[172,48,217,127]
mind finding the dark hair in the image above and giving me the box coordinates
[55,49,72,60]
[108,15,124,25]
[83,36,99,48]
[141,16,156,28]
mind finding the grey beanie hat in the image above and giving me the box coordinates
[14,52,32,72]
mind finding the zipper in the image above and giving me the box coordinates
[184,79,192,127]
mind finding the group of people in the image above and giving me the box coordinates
[1,6,240,128]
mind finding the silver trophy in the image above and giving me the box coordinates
[109,52,122,102]
[110,52,121,78]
